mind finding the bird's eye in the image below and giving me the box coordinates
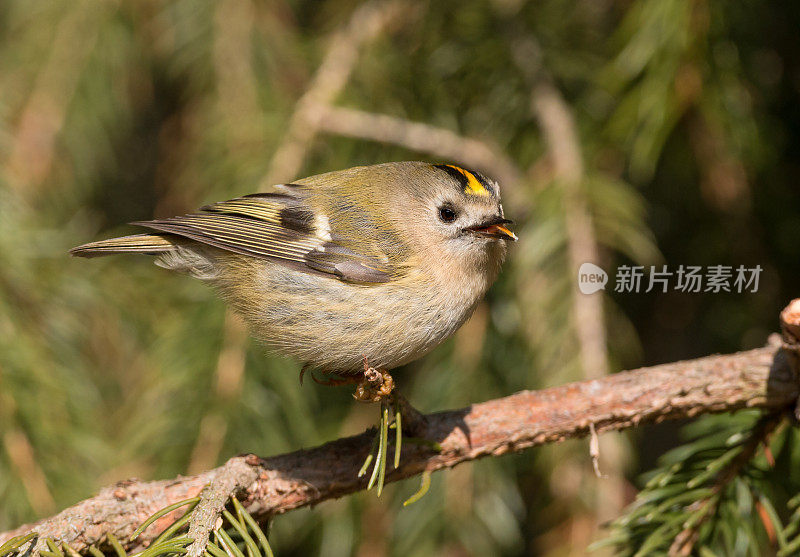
[438,206,458,223]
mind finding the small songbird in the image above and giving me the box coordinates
[71,161,516,397]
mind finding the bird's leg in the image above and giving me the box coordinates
[301,365,363,388]
[300,360,431,500]
[301,357,395,402]
[310,372,361,388]
[301,357,399,496]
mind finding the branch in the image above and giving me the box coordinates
[516,33,621,525]
[515,36,607,380]
[260,3,528,210]
[2,340,798,552]
[315,105,523,189]
[6,5,103,197]
[263,0,413,186]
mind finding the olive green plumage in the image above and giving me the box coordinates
[71,161,516,374]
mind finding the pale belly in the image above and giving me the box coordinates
[216,260,485,373]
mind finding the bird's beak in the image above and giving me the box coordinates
[466,218,518,241]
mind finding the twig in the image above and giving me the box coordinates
[187,312,248,475]
[261,1,526,211]
[185,458,260,557]
[2,341,797,553]
[263,0,412,186]
[5,5,103,196]
[315,105,523,189]
[2,429,55,516]
[516,34,621,529]
[588,423,606,479]
[516,36,608,383]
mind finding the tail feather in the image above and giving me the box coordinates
[69,233,177,258]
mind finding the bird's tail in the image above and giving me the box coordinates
[71,233,219,279]
[69,233,177,258]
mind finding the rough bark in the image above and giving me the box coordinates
[2,341,797,553]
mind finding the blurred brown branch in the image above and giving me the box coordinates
[1,429,55,517]
[5,5,103,197]
[516,34,624,531]
[261,0,527,212]
[316,105,523,188]
[515,36,608,388]
[2,335,798,553]
[263,0,414,186]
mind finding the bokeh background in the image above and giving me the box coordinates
[1,0,799,555]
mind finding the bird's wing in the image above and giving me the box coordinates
[131,189,392,284]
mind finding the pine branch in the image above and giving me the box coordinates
[1,335,797,553]
[666,412,783,556]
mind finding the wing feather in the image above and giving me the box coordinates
[128,190,393,283]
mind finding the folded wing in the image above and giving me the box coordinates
[70,190,392,284]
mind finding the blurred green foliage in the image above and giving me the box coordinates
[1,0,798,555]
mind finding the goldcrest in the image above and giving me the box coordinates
[71,161,516,375]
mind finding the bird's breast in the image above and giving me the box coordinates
[217,260,493,374]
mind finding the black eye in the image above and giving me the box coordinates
[438,206,458,223]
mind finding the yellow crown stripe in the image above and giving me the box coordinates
[444,165,491,196]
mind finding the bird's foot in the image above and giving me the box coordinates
[301,357,394,403]
[353,361,394,403]
[302,358,401,497]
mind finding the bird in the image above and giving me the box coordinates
[71,161,516,399]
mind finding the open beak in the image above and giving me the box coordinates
[466,218,518,241]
